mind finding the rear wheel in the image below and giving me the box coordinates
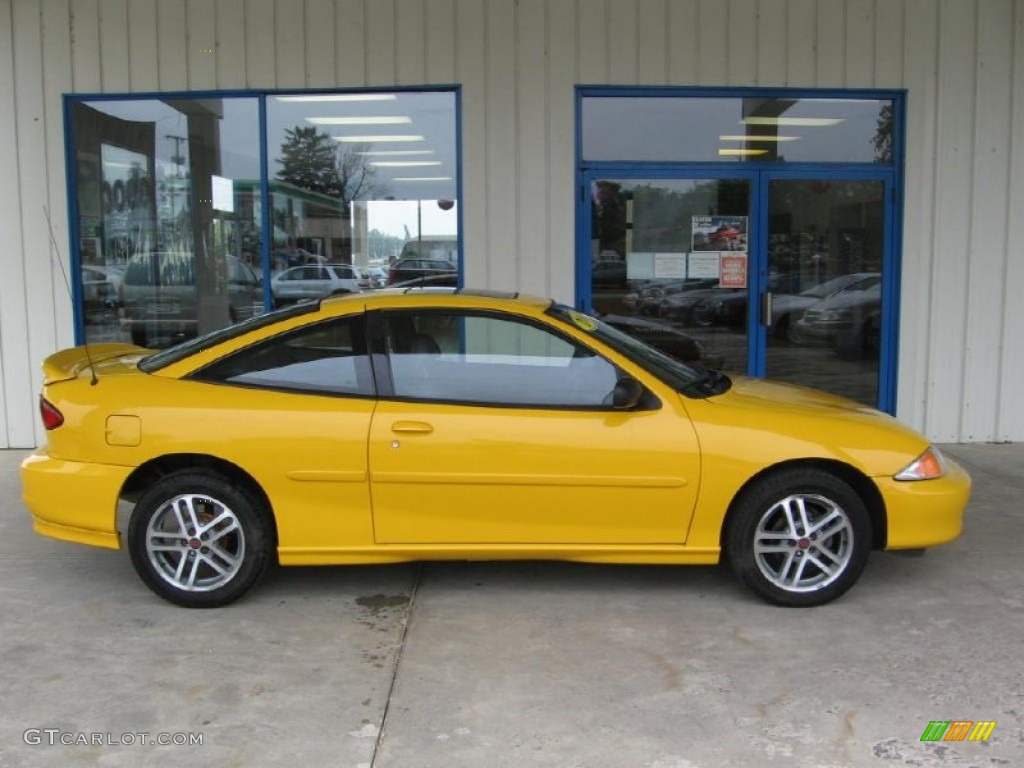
[127,471,273,608]
[725,468,871,607]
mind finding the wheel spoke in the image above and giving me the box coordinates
[144,491,247,593]
[753,490,856,594]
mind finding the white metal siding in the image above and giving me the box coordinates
[0,0,1021,445]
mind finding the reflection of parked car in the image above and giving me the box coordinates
[81,265,125,312]
[359,266,388,289]
[120,252,263,348]
[600,313,723,368]
[793,275,882,358]
[272,264,360,306]
[592,259,627,288]
[770,273,880,341]
[626,279,718,316]
[688,274,801,329]
[387,257,457,285]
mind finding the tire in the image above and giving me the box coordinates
[725,468,871,607]
[127,471,273,608]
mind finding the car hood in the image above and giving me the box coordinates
[687,376,929,475]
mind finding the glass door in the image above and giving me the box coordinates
[763,177,890,407]
[583,176,754,374]
[581,172,896,411]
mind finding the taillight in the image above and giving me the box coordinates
[39,397,64,430]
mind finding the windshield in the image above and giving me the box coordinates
[546,304,722,395]
[138,302,318,372]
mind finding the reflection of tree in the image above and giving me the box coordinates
[873,104,892,163]
[277,126,386,206]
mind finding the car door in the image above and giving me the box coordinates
[366,308,701,545]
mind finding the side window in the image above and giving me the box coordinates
[192,316,373,396]
[382,312,620,407]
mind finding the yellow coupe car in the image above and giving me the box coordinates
[22,289,970,608]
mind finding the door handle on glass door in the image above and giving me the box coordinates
[761,292,773,326]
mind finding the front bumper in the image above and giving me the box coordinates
[21,453,131,550]
[878,454,972,549]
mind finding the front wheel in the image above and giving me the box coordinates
[725,468,871,607]
[127,472,273,608]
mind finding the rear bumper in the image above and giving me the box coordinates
[21,453,130,550]
[878,456,972,549]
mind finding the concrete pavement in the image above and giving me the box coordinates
[0,444,1021,767]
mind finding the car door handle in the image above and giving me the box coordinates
[391,421,434,434]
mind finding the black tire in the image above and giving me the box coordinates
[725,468,871,607]
[127,471,273,608]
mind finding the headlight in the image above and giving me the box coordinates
[895,446,947,481]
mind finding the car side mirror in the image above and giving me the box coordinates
[612,376,644,410]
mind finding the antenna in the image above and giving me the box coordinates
[44,207,99,385]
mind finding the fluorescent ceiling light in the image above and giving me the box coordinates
[718,148,769,157]
[369,161,442,168]
[276,94,397,103]
[393,176,453,182]
[719,135,799,142]
[307,116,412,125]
[742,117,844,127]
[334,135,425,143]
[357,150,435,156]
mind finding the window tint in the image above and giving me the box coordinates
[192,316,372,396]
[382,312,619,407]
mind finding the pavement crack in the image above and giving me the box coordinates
[368,564,424,768]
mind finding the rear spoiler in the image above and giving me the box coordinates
[41,343,146,384]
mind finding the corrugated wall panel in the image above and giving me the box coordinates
[245,0,277,87]
[484,0,518,288]
[334,0,367,86]
[728,0,759,86]
[127,0,160,91]
[547,0,576,304]
[697,0,728,85]
[217,0,248,88]
[928,0,977,441]
[874,0,904,88]
[516,0,550,298]
[9,0,57,448]
[962,0,1014,441]
[668,0,699,82]
[306,0,337,87]
[897,0,940,436]
[454,0,486,286]
[1,0,1022,446]
[636,0,668,84]
[395,0,426,85]
[756,0,788,85]
[816,0,846,86]
[0,0,18,446]
[157,0,188,91]
[425,0,456,83]
[998,0,1024,442]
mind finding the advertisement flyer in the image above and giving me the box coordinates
[692,215,748,252]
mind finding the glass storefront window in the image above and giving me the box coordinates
[582,96,893,164]
[266,91,459,304]
[68,90,460,347]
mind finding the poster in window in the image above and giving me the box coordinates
[720,253,748,288]
[692,215,748,252]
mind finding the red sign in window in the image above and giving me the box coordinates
[720,253,748,288]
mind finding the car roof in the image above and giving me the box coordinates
[320,287,548,311]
